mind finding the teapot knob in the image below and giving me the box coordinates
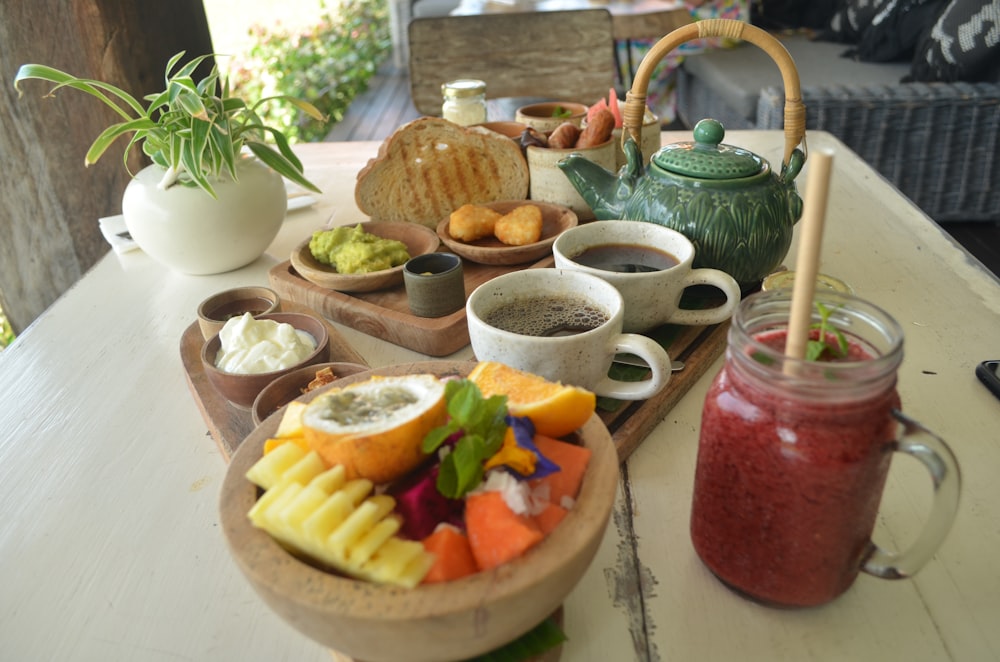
[693,119,725,147]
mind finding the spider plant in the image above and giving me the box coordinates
[14,51,324,198]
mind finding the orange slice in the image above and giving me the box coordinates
[301,374,447,484]
[467,361,596,438]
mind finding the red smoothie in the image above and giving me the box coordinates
[690,328,901,607]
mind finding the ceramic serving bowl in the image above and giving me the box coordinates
[290,221,440,293]
[251,361,369,426]
[201,312,331,410]
[219,361,619,662]
[436,200,578,266]
[197,286,281,341]
[515,102,589,133]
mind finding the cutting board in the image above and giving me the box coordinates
[179,300,368,460]
[268,256,555,356]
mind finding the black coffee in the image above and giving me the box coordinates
[483,296,609,337]
[572,243,680,273]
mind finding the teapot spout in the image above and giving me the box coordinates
[557,153,627,220]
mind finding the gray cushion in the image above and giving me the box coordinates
[683,34,911,122]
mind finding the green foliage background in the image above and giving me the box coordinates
[227,0,392,143]
[0,306,13,349]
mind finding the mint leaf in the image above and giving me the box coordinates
[422,380,509,499]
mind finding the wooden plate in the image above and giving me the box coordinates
[220,361,616,662]
[290,221,440,293]
[436,200,578,266]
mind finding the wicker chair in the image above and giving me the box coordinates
[676,34,1000,223]
[407,9,615,117]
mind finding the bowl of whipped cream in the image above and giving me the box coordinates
[200,312,330,409]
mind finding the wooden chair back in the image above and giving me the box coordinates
[408,9,615,116]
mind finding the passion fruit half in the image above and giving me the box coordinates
[301,374,447,484]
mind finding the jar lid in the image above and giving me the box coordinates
[442,79,486,98]
[652,118,763,179]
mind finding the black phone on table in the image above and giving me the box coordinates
[975,360,1000,401]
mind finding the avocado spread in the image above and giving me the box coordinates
[308,224,410,274]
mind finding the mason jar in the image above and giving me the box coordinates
[441,79,487,126]
[690,289,961,607]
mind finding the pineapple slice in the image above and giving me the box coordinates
[275,401,307,438]
[246,449,434,588]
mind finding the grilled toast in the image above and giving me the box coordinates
[355,118,529,228]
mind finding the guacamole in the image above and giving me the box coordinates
[309,225,410,274]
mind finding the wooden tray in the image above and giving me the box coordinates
[600,321,728,462]
[268,255,555,356]
[180,300,368,460]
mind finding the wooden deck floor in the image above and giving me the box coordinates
[324,63,420,143]
[324,62,1000,278]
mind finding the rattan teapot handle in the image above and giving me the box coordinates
[624,19,806,169]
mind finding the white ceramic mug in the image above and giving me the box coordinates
[553,220,742,333]
[466,268,673,400]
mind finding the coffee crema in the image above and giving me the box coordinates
[571,242,680,273]
[483,296,609,337]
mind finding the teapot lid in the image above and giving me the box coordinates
[653,119,763,179]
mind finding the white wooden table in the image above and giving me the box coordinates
[2,131,998,661]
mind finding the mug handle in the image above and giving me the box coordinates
[666,268,742,326]
[862,410,961,579]
[592,334,672,401]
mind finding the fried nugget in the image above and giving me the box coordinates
[494,204,543,246]
[449,204,502,242]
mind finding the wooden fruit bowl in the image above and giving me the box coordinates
[219,361,619,661]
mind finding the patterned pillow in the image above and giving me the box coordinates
[908,0,1000,81]
[853,0,951,62]
[823,0,896,43]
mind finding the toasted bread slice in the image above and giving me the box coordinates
[355,118,529,228]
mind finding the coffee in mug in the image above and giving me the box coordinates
[466,268,673,401]
[553,220,741,332]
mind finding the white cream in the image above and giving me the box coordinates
[214,313,316,374]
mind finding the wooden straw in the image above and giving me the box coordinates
[784,149,835,373]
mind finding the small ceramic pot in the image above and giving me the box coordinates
[515,102,588,134]
[403,253,466,318]
[527,140,615,221]
[197,286,281,340]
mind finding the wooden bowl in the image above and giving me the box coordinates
[251,361,370,426]
[201,313,331,410]
[436,201,578,266]
[219,361,619,662]
[196,286,281,341]
[290,221,440,293]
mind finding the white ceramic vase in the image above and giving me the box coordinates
[122,158,287,275]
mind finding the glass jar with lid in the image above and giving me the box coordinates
[441,79,487,126]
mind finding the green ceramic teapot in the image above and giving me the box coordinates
[558,19,809,288]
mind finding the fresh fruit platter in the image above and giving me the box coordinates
[220,360,619,662]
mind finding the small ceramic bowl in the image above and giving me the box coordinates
[197,286,281,341]
[515,102,589,133]
[290,222,441,293]
[201,312,331,410]
[220,361,619,662]
[437,200,578,266]
[251,361,369,426]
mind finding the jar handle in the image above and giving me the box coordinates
[624,19,807,170]
[862,410,961,579]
